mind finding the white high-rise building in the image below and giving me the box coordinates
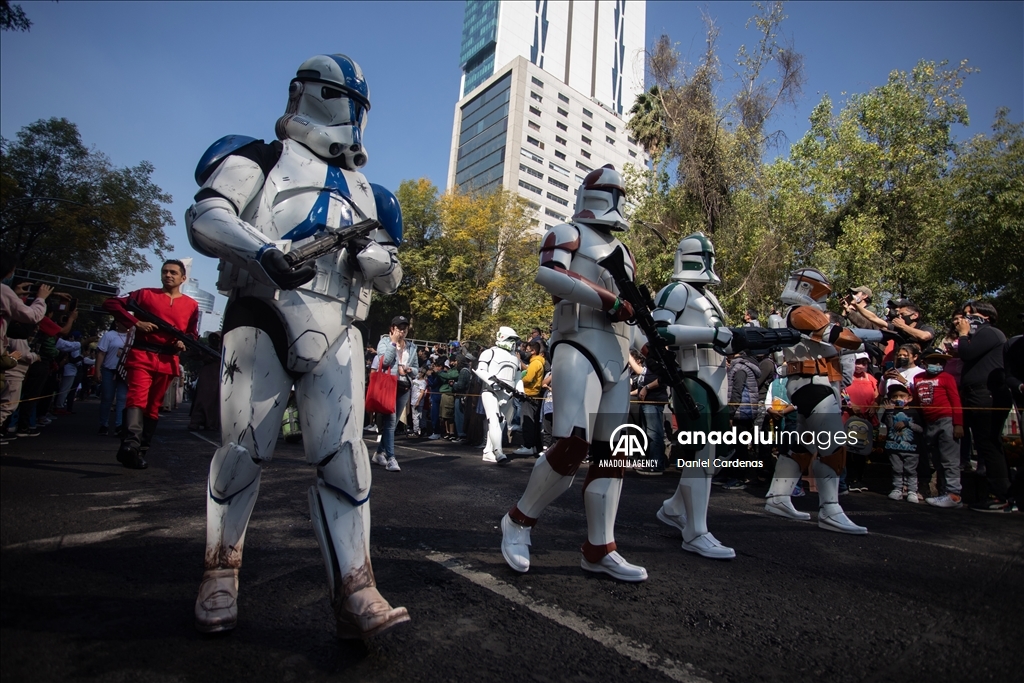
[448,0,648,230]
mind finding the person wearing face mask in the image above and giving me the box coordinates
[911,351,964,508]
[956,301,1014,513]
[854,299,936,349]
[881,343,925,394]
[882,384,925,503]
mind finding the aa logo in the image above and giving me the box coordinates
[609,424,648,458]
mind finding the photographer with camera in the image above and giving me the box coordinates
[850,296,935,349]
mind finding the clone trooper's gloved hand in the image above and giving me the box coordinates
[712,325,734,352]
[259,248,316,290]
[606,297,634,323]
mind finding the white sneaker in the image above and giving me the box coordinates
[681,533,736,560]
[371,452,388,467]
[906,491,922,504]
[513,446,536,456]
[427,434,442,440]
[765,496,811,521]
[364,424,378,433]
[656,505,687,534]
[194,568,239,633]
[888,488,905,501]
[501,514,531,572]
[386,457,401,472]
[482,452,498,463]
[926,493,963,509]
[580,551,648,582]
[817,505,868,535]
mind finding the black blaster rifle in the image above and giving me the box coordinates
[489,377,540,406]
[727,327,802,355]
[598,247,701,419]
[283,217,383,271]
[126,299,220,361]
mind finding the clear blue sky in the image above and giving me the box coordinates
[2,1,1020,315]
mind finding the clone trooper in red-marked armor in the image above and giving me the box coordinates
[765,268,867,534]
[500,164,647,582]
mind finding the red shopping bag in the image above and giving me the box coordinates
[365,363,397,415]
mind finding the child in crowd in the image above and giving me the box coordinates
[883,384,925,503]
[410,368,427,437]
[912,350,964,508]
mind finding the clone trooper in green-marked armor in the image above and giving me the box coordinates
[649,233,737,559]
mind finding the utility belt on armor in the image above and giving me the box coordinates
[132,340,180,356]
[786,358,842,383]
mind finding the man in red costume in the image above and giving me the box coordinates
[104,260,199,469]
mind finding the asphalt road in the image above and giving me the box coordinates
[2,398,1021,683]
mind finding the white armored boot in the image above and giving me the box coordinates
[310,451,409,639]
[195,444,263,633]
[581,477,647,581]
[814,459,867,534]
[661,471,735,559]
[501,452,577,572]
[765,455,812,520]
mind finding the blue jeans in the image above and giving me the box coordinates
[376,388,409,459]
[640,403,666,469]
[99,367,128,428]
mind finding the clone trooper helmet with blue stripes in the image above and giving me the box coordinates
[495,326,520,352]
[781,267,832,311]
[672,232,720,285]
[275,54,370,169]
[572,164,629,232]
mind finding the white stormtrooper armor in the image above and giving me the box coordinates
[474,327,522,464]
[765,268,867,534]
[501,165,647,582]
[648,233,736,559]
[186,54,409,638]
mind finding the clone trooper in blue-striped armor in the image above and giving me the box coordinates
[186,54,409,638]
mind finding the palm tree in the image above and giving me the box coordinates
[627,86,670,161]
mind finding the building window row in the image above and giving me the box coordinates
[581,136,591,145]
[520,163,543,179]
[548,177,569,191]
[545,208,565,221]
[556,121,567,131]
[526,135,544,149]
[558,92,569,103]
[519,179,542,195]
[554,150,566,160]
[576,161,592,173]
[529,105,541,116]
[530,91,542,103]
[582,121,592,132]
[521,148,543,164]
[581,149,591,159]
[555,135,566,146]
[528,120,541,131]
[532,76,544,88]
[548,161,570,177]
[546,192,569,206]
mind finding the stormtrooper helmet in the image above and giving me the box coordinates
[572,164,628,232]
[495,326,520,352]
[781,267,832,311]
[275,54,370,169]
[672,232,720,285]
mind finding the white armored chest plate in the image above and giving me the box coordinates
[476,347,521,386]
[654,281,729,405]
[222,140,381,372]
[549,222,635,385]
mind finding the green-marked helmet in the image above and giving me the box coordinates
[672,232,720,285]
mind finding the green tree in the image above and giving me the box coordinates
[372,179,551,349]
[1,118,174,288]
[0,0,31,31]
[939,108,1024,324]
[623,2,804,316]
[779,59,974,321]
